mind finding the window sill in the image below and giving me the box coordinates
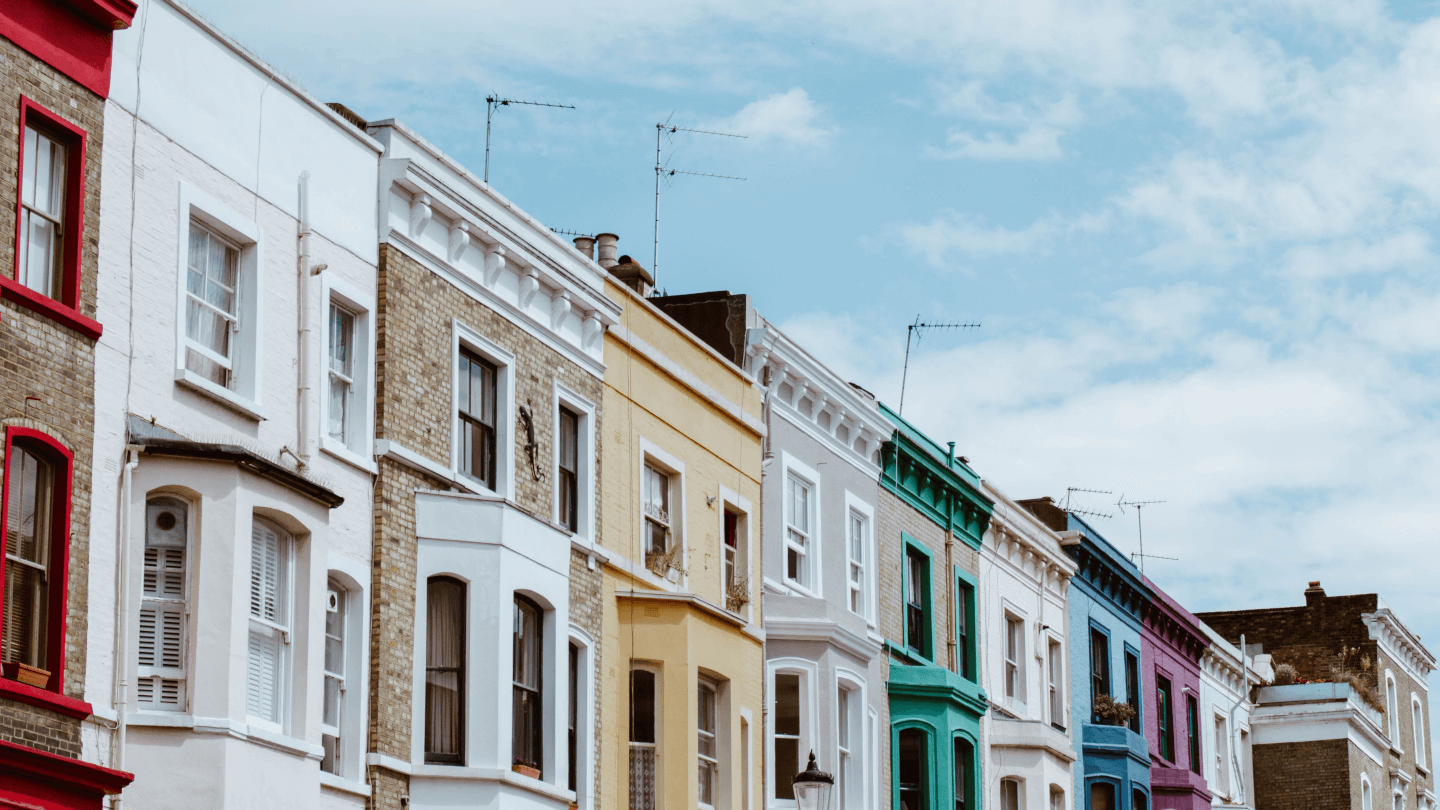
[0,276,102,340]
[782,579,819,599]
[318,771,372,798]
[175,369,268,421]
[321,436,377,474]
[883,639,933,668]
[0,677,93,720]
[411,764,576,804]
[125,712,195,728]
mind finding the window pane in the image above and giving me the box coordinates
[898,729,926,810]
[775,673,800,800]
[4,445,55,669]
[955,738,973,810]
[425,578,465,761]
[1090,783,1114,810]
[630,669,656,743]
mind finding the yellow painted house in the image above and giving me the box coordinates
[595,249,765,810]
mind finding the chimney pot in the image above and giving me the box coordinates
[573,236,596,261]
[596,233,619,269]
[1304,580,1326,606]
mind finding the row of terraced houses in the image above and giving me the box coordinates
[0,2,1433,810]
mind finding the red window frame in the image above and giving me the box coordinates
[0,426,74,695]
[3,97,102,340]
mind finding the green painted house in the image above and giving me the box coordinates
[877,403,994,810]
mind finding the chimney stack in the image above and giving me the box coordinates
[573,235,596,261]
[1304,580,1326,606]
[596,233,619,268]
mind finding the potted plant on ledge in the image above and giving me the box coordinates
[512,758,541,780]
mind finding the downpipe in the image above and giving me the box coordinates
[112,447,140,810]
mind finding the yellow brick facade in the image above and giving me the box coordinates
[599,277,765,810]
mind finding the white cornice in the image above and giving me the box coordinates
[1365,609,1437,685]
[765,617,883,662]
[981,482,1077,591]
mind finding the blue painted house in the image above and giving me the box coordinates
[1020,500,1154,810]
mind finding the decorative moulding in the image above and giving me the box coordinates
[518,266,540,309]
[483,245,506,287]
[582,312,603,350]
[410,193,433,239]
[551,290,572,329]
[449,220,471,264]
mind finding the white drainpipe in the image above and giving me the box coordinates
[296,172,314,468]
[112,446,140,809]
[1228,633,1250,806]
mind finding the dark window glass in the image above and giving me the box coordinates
[775,673,800,800]
[513,595,543,774]
[424,577,465,763]
[630,669,655,743]
[1089,629,1110,720]
[899,728,927,810]
[569,643,579,791]
[458,350,498,489]
[1125,651,1141,733]
[724,511,739,591]
[1089,782,1114,810]
[1157,675,1174,763]
[558,409,579,532]
[905,550,927,657]
[1132,789,1148,810]
[1187,694,1201,774]
[953,737,973,810]
[2,442,57,673]
[955,581,971,679]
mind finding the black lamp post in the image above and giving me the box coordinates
[792,751,834,810]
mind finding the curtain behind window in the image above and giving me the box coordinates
[426,578,465,762]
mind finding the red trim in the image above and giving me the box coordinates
[0,676,91,719]
[8,98,97,339]
[0,427,74,696]
[0,0,132,98]
[0,738,133,807]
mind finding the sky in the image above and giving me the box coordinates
[185,0,1440,693]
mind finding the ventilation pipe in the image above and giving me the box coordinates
[596,233,619,268]
[573,235,596,261]
[296,172,314,469]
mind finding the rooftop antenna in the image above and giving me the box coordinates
[1064,487,1114,520]
[1115,496,1168,574]
[485,95,575,185]
[654,120,746,289]
[899,316,980,417]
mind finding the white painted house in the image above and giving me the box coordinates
[978,485,1079,810]
[1196,623,1271,809]
[86,1,382,807]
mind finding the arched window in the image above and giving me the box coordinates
[898,728,928,810]
[629,666,659,809]
[774,672,802,800]
[1361,774,1373,810]
[513,594,544,775]
[1132,787,1148,810]
[1049,785,1065,810]
[954,738,975,810]
[1386,673,1399,743]
[1413,696,1426,769]
[999,777,1021,810]
[1087,781,1115,810]
[425,576,466,763]
[321,578,349,775]
[138,496,188,711]
[1,430,71,691]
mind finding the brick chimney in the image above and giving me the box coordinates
[608,255,654,296]
[1304,580,1327,606]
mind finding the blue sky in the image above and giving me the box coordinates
[189,0,1439,682]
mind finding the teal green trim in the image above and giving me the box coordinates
[901,534,935,663]
[953,567,978,683]
[888,664,987,810]
[878,402,994,550]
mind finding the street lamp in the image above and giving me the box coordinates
[792,751,834,810]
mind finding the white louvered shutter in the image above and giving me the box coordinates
[138,499,188,711]
[246,520,288,724]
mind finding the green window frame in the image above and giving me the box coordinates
[901,535,933,662]
[1157,674,1175,763]
[1186,694,1201,774]
[954,568,977,681]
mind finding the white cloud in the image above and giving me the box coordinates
[713,88,834,147]
[931,126,1066,161]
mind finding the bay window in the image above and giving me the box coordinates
[629,667,658,810]
[698,679,718,809]
[246,518,292,728]
[898,728,927,810]
[774,673,801,800]
[321,581,348,774]
[137,497,188,711]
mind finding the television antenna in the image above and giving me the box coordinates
[1115,496,1168,574]
[484,95,576,184]
[898,316,980,417]
[1064,487,1114,520]
[653,119,746,288]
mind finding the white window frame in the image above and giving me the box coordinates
[1387,670,1401,747]
[1363,774,1373,810]
[321,557,368,785]
[1003,608,1027,710]
[568,625,597,810]
[136,493,194,714]
[767,658,817,808]
[842,491,875,625]
[245,516,295,735]
[552,383,596,541]
[629,661,665,806]
[835,670,867,810]
[1414,694,1427,770]
[174,181,267,420]
[1046,635,1064,727]
[1212,712,1230,797]
[698,676,720,810]
[319,273,376,471]
[637,438,686,588]
[779,452,821,597]
[451,319,516,498]
[718,485,754,622]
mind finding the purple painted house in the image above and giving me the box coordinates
[1140,576,1212,810]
